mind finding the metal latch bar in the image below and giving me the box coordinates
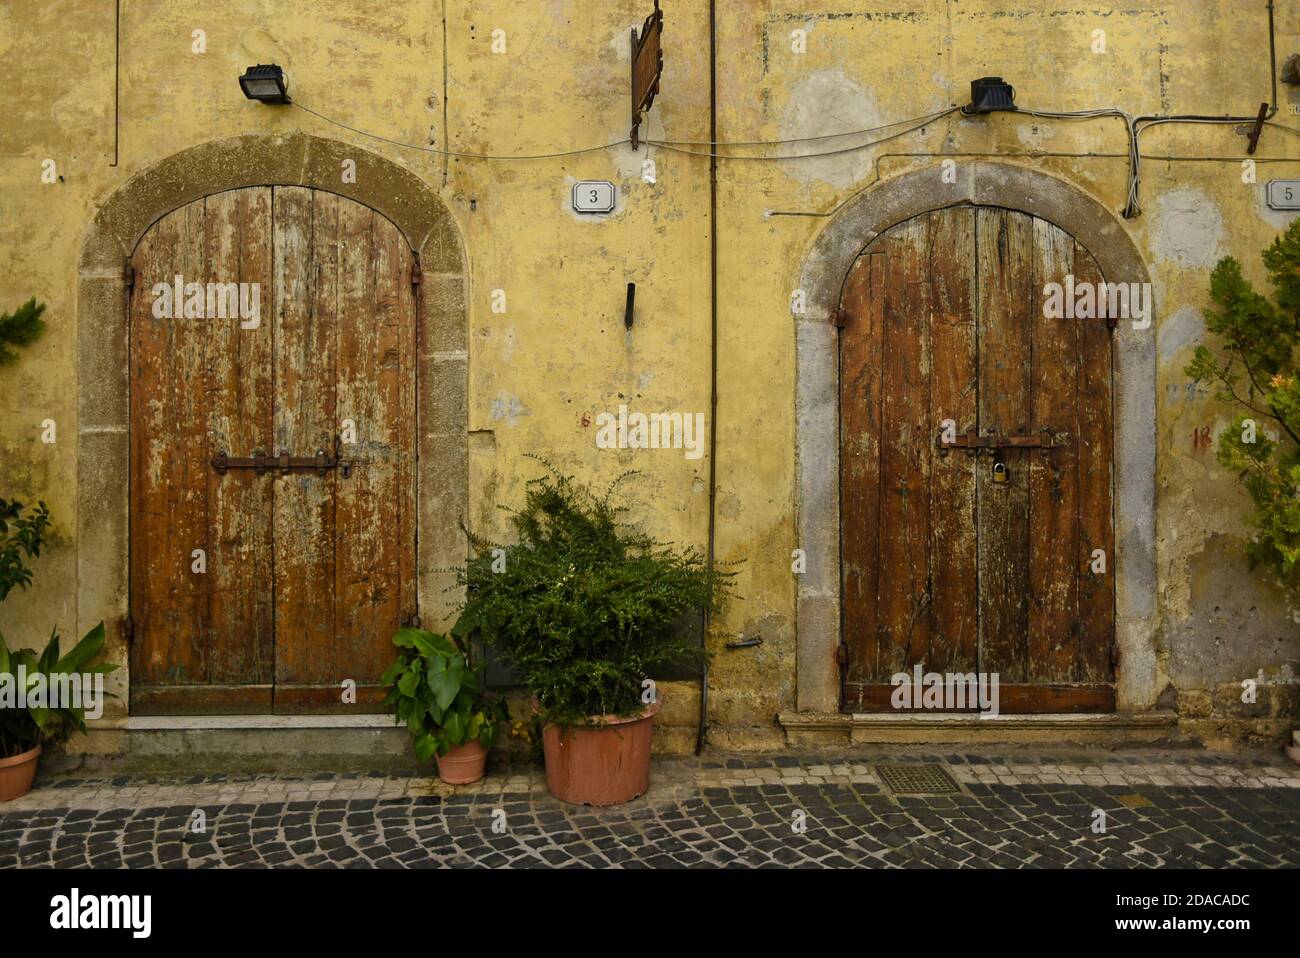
[211,449,338,476]
[937,429,1059,451]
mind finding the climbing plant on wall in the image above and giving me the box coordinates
[0,298,50,601]
[0,298,45,366]
[1186,219,1300,584]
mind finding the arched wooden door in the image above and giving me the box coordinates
[838,206,1115,712]
[128,187,417,714]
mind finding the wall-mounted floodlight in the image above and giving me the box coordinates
[964,77,1017,114]
[239,64,291,104]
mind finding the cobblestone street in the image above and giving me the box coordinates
[3,749,1297,869]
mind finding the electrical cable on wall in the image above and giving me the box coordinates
[293,100,1299,220]
[293,100,960,161]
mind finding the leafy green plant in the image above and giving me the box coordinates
[379,628,507,761]
[1186,219,1300,583]
[0,498,51,603]
[0,298,45,366]
[453,462,735,725]
[0,623,117,758]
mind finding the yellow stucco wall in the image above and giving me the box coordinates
[1,0,1298,751]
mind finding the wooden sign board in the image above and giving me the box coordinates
[630,0,663,149]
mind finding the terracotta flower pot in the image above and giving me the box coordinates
[0,743,41,802]
[542,697,661,806]
[435,740,488,784]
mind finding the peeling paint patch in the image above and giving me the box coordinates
[778,69,881,189]
[1149,188,1225,269]
[1157,305,1205,363]
[489,393,530,426]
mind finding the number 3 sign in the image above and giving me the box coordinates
[572,181,616,214]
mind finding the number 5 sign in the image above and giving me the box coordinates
[1266,180,1300,210]
[572,180,616,214]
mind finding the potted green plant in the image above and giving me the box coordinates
[454,464,733,806]
[379,627,506,784]
[1,623,116,801]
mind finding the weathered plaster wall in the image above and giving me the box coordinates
[1,0,1297,753]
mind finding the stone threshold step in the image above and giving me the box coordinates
[778,710,1180,745]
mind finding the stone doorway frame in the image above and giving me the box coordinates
[77,132,468,714]
[792,163,1157,715]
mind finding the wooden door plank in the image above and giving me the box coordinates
[129,208,179,695]
[130,202,212,689]
[132,190,276,711]
[976,208,1034,684]
[317,199,416,710]
[271,187,341,701]
[333,200,379,700]
[926,206,979,673]
[876,214,933,678]
[994,684,1115,713]
[172,199,211,686]
[385,211,419,644]
[360,204,416,679]
[1074,245,1117,682]
[1027,218,1081,683]
[204,187,275,689]
[840,250,885,699]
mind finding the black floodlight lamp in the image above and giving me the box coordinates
[965,77,1017,114]
[239,64,291,104]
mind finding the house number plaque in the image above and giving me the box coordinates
[572,181,616,214]
[1266,180,1300,210]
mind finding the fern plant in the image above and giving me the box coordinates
[453,462,734,725]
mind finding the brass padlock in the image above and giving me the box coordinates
[992,461,1008,484]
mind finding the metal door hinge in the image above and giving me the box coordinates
[123,260,135,290]
[122,615,134,644]
[1109,640,1120,669]
[834,306,848,329]
[401,612,421,629]
[410,255,422,290]
[835,642,849,665]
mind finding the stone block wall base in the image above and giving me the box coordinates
[1178,718,1298,751]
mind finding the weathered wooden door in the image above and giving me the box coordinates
[129,186,417,714]
[839,206,1115,713]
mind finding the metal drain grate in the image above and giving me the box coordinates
[876,764,960,795]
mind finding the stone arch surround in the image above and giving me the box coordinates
[76,132,468,714]
[791,163,1157,715]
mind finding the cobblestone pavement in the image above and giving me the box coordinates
[2,749,1297,869]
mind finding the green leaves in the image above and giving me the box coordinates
[54,622,106,674]
[0,622,117,758]
[1186,218,1300,588]
[379,627,506,760]
[0,498,50,603]
[0,298,46,366]
[428,653,464,713]
[455,464,736,725]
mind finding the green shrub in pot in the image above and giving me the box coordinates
[452,463,736,727]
